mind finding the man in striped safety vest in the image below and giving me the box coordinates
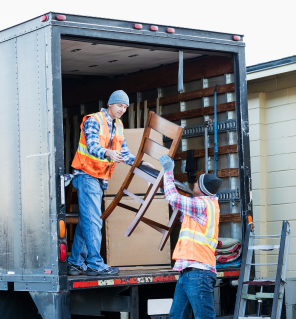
[68,90,153,276]
[159,154,222,319]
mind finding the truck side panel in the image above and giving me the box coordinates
[17,31,51,271]
[0,28,59,286]
[0,38,22,273]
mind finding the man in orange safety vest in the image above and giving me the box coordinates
[68,90,152,276]
[159,154,222,319]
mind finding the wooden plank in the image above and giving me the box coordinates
[66,216,78,224]
[174,168,239,182]
[140,83,235,109]
[174,213,241,224]
[162,102,235,122]
[174,144,238,161]
[220,213,241,223]
[63,56,234,108]
[123,101,235,128]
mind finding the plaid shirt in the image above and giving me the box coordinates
[163,171,218,273]
[73,108,136,190]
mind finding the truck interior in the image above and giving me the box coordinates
[60,37,241,273]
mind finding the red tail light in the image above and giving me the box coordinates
[40,15,48,22]
[150,25,158,31]
[233,35,241,41]
[56,14,66,21]
[134,24,143,30]
[60,243,67,261]
[166,28,175,34]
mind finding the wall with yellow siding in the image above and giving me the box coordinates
[247,69,296,278]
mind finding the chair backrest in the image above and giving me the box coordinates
[142,112,184,160]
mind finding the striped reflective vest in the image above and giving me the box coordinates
[72,112,124,180]
[172,198,220,266]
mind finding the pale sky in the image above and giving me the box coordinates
[0,0,294,66]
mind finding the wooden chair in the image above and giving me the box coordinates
[101,111,184,251]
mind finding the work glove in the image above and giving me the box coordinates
[159,155,174,173]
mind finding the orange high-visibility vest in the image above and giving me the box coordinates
[172,198,220,266]
[72,112,124,180]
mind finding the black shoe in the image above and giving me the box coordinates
[86,266,120,276]
[68,263,86,276]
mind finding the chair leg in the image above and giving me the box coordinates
[158,208,181,251]
[101,191,124,220]
[125,170,164,237]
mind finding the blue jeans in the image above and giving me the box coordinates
[169,269,216,319]
[68,175,108,271]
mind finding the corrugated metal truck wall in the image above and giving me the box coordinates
[0,27,59,290]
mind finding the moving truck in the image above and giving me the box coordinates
[0,12,251,318]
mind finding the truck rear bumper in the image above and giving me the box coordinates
[67,268,241,290]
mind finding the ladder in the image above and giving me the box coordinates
[234,221,291,319]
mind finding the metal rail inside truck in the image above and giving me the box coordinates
[0,12,251,319]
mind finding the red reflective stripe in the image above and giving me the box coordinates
[224,270,240,277]
[114,277,138,285]
[164,275,176,281]
[153,275,176,282]
[73,281,98,288]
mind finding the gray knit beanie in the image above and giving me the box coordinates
[108,90,129,106]
[198,173,222,196]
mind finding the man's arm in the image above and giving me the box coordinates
[84,118,126,163]
[160,155,207,224]
[163,171,207,223]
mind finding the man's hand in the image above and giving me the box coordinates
[105,150,123,163]
[142,161,154,169]
[159,155,174,173]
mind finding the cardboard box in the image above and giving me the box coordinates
[105,128,163,196]
[104,196,171,269]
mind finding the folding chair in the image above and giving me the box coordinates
[101,111,184,251]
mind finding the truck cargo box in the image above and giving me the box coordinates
[0,12,251,319]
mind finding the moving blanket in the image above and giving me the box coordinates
[217,237,240,249]
[216,238,242,264]
[216,258,241,269]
